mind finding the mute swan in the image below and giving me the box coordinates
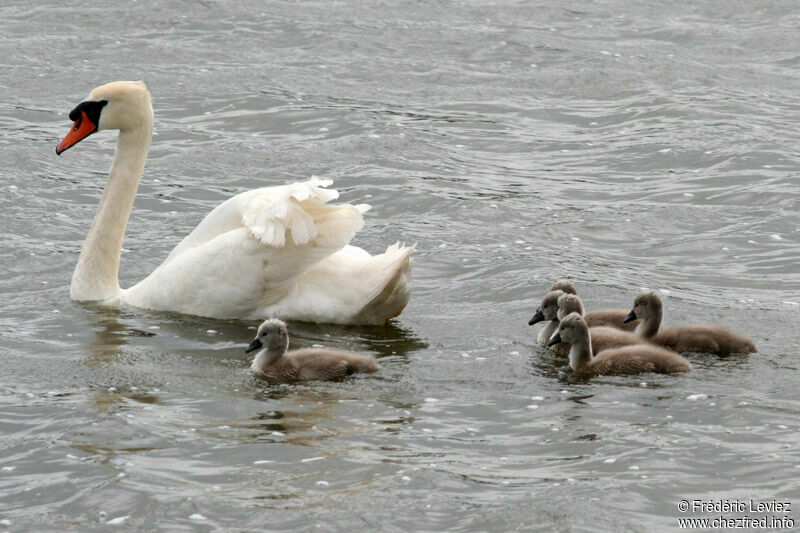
[56,81,414,325]
[625,292,757,355]
[549,313,692,377]
[528,291,646,356]
[540,280,640,331]
[246,319,380,380]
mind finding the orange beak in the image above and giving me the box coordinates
[56,111,98,155]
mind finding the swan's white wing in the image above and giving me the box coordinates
[123,178,373,318]
[164,177,368,264]
[259,242,416,325]
[125,228,277,317]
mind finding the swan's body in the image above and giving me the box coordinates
[541,280,640,332]
[57,81,414,325]
[247,319,379,380]
[549,313,692,377]
[625,292,757,355]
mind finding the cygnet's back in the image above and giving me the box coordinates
[651,326,757,356]
[578,344,694,377]
[626,292,758,355]
[548,294,648,356]
[549,281,640,331]
[551,313,692,377]
[268,347,380,381]
[585,309,640,332]
[247,319,380,381]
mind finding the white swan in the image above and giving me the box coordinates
[56,81,415,325]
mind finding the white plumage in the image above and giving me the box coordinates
[59,81,414,325]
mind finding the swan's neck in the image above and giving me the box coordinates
[70,124,152,301]
[251,348,284,373]
[568,335,593,371]
[635,306,662,338]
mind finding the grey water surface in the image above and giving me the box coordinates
[1,1,799,531]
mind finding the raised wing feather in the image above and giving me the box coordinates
[164,177,366,261]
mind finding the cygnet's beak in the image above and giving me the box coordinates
[547,333,562,347]
[245,338,263,353]
[528,309,545,325]
[623,310,637,323]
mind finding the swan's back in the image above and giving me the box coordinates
[256,348,380,381]
[125,178,414,325]
[583,345,692,377]
[652,325,757,356]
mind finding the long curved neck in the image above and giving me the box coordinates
[70,123,152,301]
[635,305,662,338]
[568,330,593,371]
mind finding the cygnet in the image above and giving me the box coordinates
[625,291,757,355]
[247,319,380,380]
[549,313,692,376]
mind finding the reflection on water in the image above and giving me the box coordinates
[80,305,156,367]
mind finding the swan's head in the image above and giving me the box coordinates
[246,318,290,358]
[550,279,577,296]
[557,293,585,321]
[625,291,662,323]
[56,81,153,155]
[548,312,589,347]
[529,290,564,325]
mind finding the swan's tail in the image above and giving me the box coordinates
[261,242,416,325]
[350,242,416,325]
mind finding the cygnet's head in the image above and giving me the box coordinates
[548,312,589,346]
[529,290,564,325]
[550,280,578,295]
[625,291,662,323]
[246,318,290,357]
[557,293,585,321]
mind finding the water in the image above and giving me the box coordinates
[2,0,799,530]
